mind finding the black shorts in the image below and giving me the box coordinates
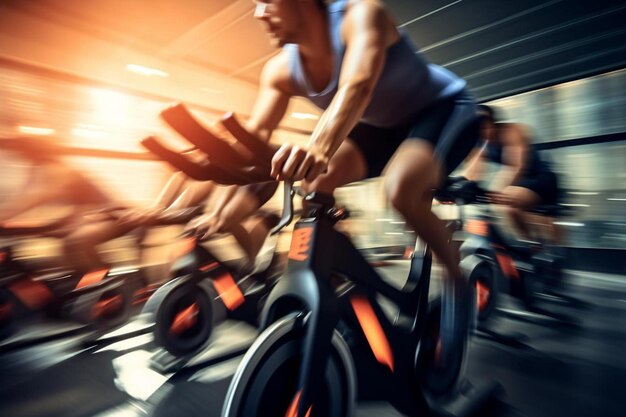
[515,170,560,205]
[348,90,480,179]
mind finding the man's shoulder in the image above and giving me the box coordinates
[261,50,295,93]
[500,123,531,143]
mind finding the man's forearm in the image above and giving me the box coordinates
[308,81,373,158]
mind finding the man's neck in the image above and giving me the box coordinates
[297,6,331,63]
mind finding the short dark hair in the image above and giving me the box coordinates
[317,0,328,8]
[477,104,499,123]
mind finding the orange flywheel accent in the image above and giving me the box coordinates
[212,272,245,310]
[285,390,313,417]
[475,281,491,312]
[9,278,54,310]
[494,251,520,280]
[92,294,123,318]
[350,294,394,372]
[75,268,109,290]
[169,302,199,335]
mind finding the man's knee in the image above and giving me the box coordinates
[384,174,429,215]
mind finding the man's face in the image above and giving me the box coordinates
[253,0,303,47]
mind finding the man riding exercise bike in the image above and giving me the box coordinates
[189,0,481,369]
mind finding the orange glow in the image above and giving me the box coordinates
[212,272,245,311]
[75,268,109,290]
[476,281,491,312]
[350,294,394,372]
[71,125,106,140]
[288,227,313,261]
[17,126,55,136]
[465,219,488,236]
[89,88,131,127]
[285,391,313,417]
[92,294,123,319]
[126,64,169,77]
[169,302,199,335]
[9,278,54,310]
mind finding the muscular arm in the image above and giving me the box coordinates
[246,51,293,142]
[202,54,292,229]
[308,1,392,159]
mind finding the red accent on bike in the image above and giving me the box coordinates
[9,278,54,309]
[0,251,6,264]
[169,302,199,335]
[476,280,491,312]
[75,268,109,290]
[465,219,488,237]
[199,261,220,272]
[289,227,313,262]
[350,294,395,372]
[212,272,244,310]
[494,250,520,280]
[92,294,123,319]
[285,390,313,417]
[0,302,12,319]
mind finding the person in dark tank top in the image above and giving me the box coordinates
[189,0,481,365]
[463,104,560,241]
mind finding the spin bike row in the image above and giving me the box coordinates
[0,168,284,361]
[138,103,506,417]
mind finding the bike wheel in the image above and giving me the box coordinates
[222,313,356,417]
[153,282,214,357]
[71,280,132,328]
[416,297,466,402]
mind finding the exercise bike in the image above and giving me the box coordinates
[140,212,285,364]
[141,106,499,417]
[0,205,203,347]
[444,178,583,327]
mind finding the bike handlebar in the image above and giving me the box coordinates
[142,103,336,235]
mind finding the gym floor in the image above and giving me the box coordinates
[0,266,625,417]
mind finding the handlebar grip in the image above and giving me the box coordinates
[160,104,251,167]
[221,113,277,168]
[141,136,248,184]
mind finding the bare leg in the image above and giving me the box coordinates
[500,186,542,241]
[382,141,463,281]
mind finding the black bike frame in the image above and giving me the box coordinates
[258,196,434,416]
